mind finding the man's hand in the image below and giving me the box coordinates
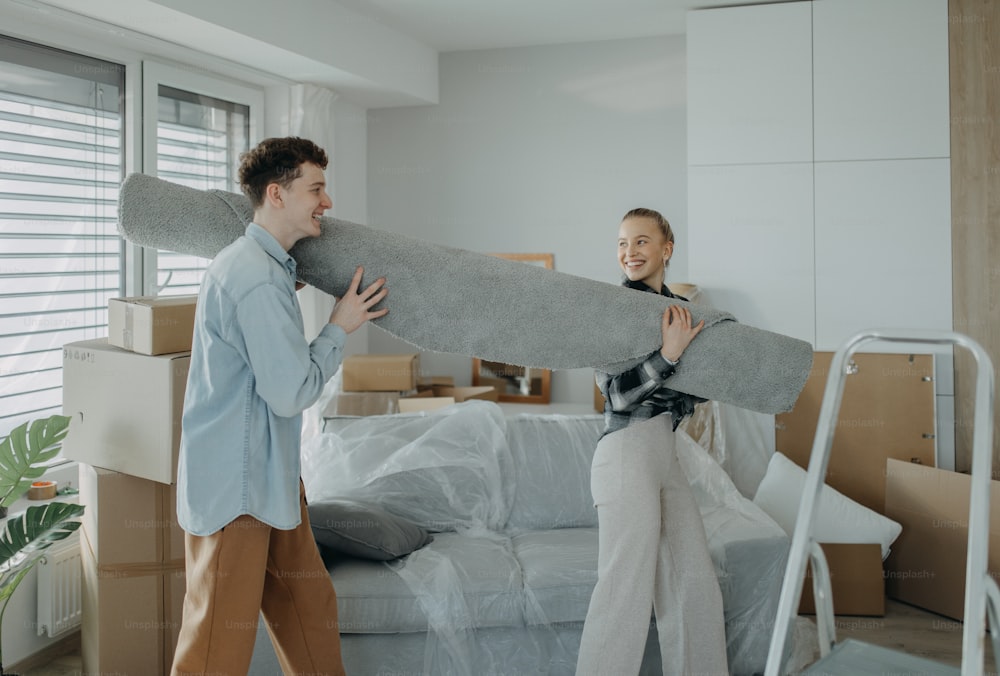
[328,266,389,334]
[660,305,704,363]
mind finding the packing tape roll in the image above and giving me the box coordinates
[27,480,57,500]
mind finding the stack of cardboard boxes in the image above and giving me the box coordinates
[326,353,497,418]
[62,296,195,675]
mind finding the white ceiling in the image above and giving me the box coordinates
[12,0,787,107]
[335,0,749,52]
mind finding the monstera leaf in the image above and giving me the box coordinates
[0,502,84,672]
[0,502,85,600]
[0,415,71,508]
[0,415,81,674]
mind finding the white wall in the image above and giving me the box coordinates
[365,36,688,405]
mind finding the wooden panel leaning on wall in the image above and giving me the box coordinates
[775,351,936,514]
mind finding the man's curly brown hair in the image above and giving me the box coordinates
[238,137,329,208]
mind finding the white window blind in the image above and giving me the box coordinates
[154,85,249,296]
[0,36,124,440]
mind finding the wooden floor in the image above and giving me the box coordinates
[797,599,997,673]
[18,600,998,675]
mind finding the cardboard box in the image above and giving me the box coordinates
[884,458,1000,620]
[478,375,510,395]
[322,391,400,417]
[594,380,605,413]
[79,464,185,676]
[342,354,419,392]
[776,351,936,513]
[417,375,455,394]
[78,463,185,564]
[435,386,498,403]
[63,339,189,485]
[398,396,455,413]
[108,295,197,355]
[798,543,885,616]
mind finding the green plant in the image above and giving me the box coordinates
[0,415,85,676]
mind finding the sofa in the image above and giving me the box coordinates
[248,400,796,675]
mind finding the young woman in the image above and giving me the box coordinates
[576,208,729,676]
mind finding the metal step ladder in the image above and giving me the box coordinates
[764,329,998,676]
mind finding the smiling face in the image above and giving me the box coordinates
[263,161,332,249]
[617,215,673,290]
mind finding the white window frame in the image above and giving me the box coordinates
[139,61,264,296]
[0,7,276,440]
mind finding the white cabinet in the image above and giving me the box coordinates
[687,0,950,345]
[687,0,953,460]
[813,158,953,349]
[689,163,815,343]
[813,0,950,161]
[687,2,813,166]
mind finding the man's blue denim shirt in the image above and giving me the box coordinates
[177,224,346,536]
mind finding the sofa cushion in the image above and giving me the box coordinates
[513,528,599,625]
[505,414,604,530]
[303,401,514,532]
[309,498,433,561]
[330,532,525,634]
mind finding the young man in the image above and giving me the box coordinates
[171,137,388,676]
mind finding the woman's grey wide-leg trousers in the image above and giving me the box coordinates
[576,414,729,676]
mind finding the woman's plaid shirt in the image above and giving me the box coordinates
[595,280,705,436]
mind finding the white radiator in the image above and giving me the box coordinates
[36,534,82,638]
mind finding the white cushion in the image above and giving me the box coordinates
[752,451,902,559]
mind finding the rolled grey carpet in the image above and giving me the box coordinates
[118,173,812,414]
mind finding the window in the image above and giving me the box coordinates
[0,43,262,442]
[142,62,260,297]
[153,85,250,296]
[0,36,124,439]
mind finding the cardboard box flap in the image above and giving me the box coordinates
[885,459,969,517]
[884,458,1000,621]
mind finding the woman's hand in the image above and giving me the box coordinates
[328,266,389,334]
[660,305,704,363]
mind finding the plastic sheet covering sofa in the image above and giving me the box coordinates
[247,400,795,675]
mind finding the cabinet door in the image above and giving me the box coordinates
[687,1,813,166]
[688,163,815,343]
[814,158,952,349]
[813,0,950,161]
